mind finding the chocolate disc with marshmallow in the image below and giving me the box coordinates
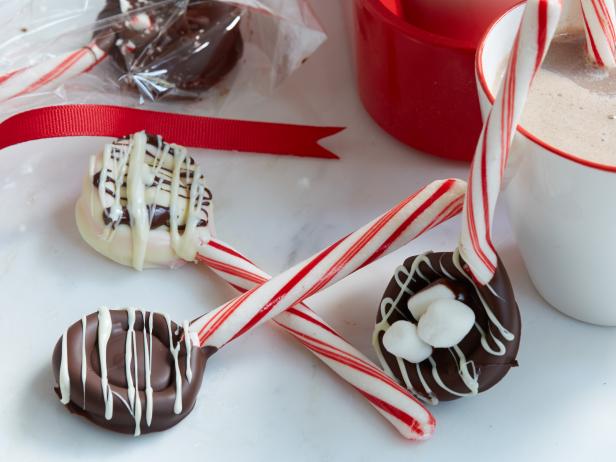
[374,251,520,404]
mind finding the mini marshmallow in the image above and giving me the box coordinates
[407,282,456,320]
[417,299,475,348]
[383,321,433,364]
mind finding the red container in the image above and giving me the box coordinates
[353,0,519,161]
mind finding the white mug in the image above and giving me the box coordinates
[476,3,616,326]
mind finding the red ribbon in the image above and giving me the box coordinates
[0,104,343,159]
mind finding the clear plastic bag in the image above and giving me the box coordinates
[0,0,326,115]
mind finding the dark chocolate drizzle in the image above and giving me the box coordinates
[375,251,520,403]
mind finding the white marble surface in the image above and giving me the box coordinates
[1,1,615,461]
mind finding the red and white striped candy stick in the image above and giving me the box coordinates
[197,244,438,440]
[0,41,108,103]
[458,0,562,285]
[581,0,616,67]
[192,179,465,348]
[189,178,466,440]
[196,180,464,439]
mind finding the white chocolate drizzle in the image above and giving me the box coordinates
[183,320,193,384]
[97,143,127,233]
[124,308,143,436]
[81,316,87,409]
[57,307,193,436]
[166,314,183,415]
[373,251,515,405]
[126,308,136,409]
[59,331,70,404]
[143,310,154,426]
[98,307,114,420]
[92,132,212,270]
[126,133,150,270]
[168,144,206,262]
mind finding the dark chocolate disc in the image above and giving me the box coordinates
[52,309,216,435]
[374,251,520,404]
[95,0,243,97]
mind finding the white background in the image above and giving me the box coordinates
[1,1,615,461]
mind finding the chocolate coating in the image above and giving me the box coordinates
[52,310,215,434]
[95,0,243,96]
[375,252,520,403]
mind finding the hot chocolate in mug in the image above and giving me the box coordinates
[477,2,616,326]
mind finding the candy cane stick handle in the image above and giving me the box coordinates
[196,179,465,440]
[197,233,452,440]
[190,179,466,349]
[458,0,562,285]
[0,42,108,102]
[581,0,616,67]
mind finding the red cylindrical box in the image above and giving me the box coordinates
[353,0,519,161]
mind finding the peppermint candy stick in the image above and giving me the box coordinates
[458,0,562,285]
[195,187,463,440]
[190,179,464,352]
[0,42,107,102]
[581,0,616,67]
